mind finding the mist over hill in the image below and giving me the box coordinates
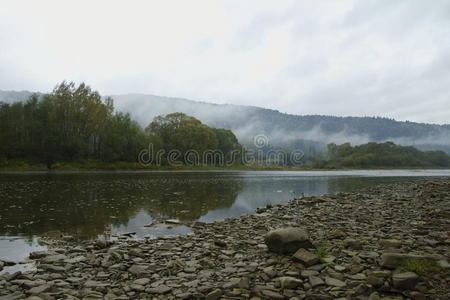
[0,90,44,103]
[2,90,450,154]
[109,94,450,154]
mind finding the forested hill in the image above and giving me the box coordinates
[0,90,44,103]
[109,94,450,154]
[2,90,450,153]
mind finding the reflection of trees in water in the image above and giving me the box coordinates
[141,178,243,221]
[0,173,242,240]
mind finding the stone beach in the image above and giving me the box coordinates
[0,178,449,300]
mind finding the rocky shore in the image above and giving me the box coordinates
[1,179,449,300]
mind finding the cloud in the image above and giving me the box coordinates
[0,0,449,124]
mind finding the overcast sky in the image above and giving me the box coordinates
[1,0,449,124]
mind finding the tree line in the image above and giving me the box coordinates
[0,82,242,168]
[310,141,450,168]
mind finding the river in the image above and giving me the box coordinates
[1,169,449,273]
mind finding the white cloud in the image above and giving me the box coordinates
[0,0,449,123]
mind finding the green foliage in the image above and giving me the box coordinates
[145,112,242,166]
[401,258,443,276]
[0,83,243,169]
[313,141,450,168]
[315,246,328,259]
[0,82,147,168]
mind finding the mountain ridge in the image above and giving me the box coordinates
[1,89,449,154]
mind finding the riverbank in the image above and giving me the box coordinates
[2,162,450,173]
[1,179,449,300]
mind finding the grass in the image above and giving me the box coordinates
[315,246,328,259]
[338,241,347,247]
[401,258,443,276]
[323,262,335,268]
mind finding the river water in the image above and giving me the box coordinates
[1,169,449,273]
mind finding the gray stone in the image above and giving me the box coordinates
[437,259,450,269]
[379,239,402,249]
[301,270,319,277]
[42,254,67,263]
[133,278,150,285]
[367,275,384,287]
[277,276,302,289]
[309,276,325,287]
[261,290,285,299]
[84,280,110,288]
[29,251,57,259]
[368,292,380,300]
[148,285,172,294]
[238,277,250,289]
[39,264,65,272]
[205,289,222,300]
[344,239,363,250]
[128,264,149,275]
[0,293,25,300]
[64,256,86,264]
[29,284,51,294]
[324,277,346,287]
[264,227,313,254]
[392,272,419,290]
[292,249,319,266]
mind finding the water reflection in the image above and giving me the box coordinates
[1,170,449,265]
[0,172,244,240]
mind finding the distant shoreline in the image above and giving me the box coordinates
[1,164,450,174]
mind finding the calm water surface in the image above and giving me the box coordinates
[1,169,449,273]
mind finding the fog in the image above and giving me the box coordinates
[110,93,450,154]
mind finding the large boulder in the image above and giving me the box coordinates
[264,227,313,254]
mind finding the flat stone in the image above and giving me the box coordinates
[130,284,145,292]
[148,285,172,294]
[437,259,450,269]
[128,264,149,275]
[133,278,150,285]
[29,251,58,259]
[261,290,285,299]
[84,280,110,288]
[29,284,51,294]
[368,292,380,300]
[324,277,346,287]
[368,270,391,278]
[292,249,319,266]
[42,254,67,263]
[39,264,65,273]
[64,256,86,264]
[0,293,25,300]
[367,275,384,287]
[205,289,222,300]
[165,219,181,224]
[379,239,402,248]
[239,277,250,289]
[277,276,302,289]
[301,270,319,277]
[309,276,325,287]
[344,239,362,250]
